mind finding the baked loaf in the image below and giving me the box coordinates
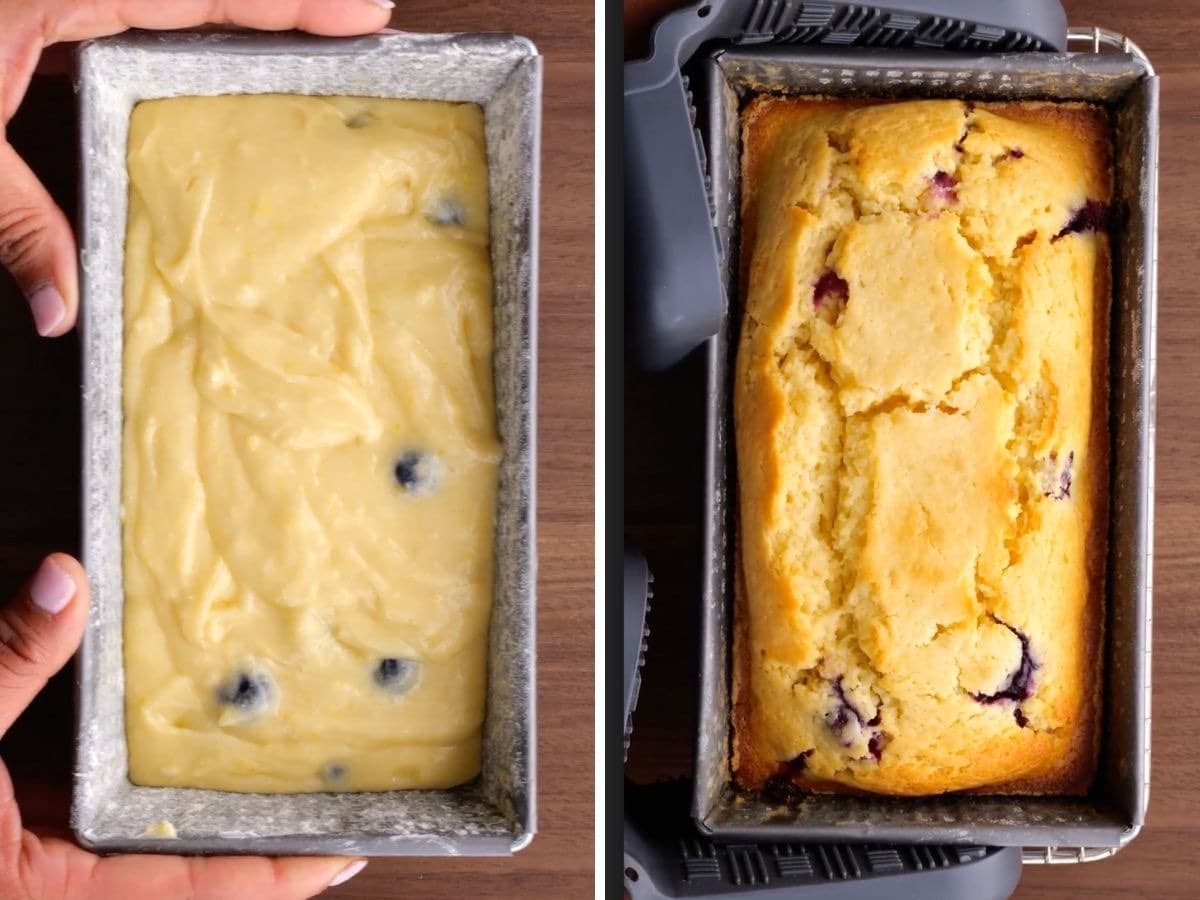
[733,98,1110,796]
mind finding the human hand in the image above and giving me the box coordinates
[0,2,391,895]
[1,555,370,899]
[0,0,394,337]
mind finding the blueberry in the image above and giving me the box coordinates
[825,676,887,756]
[427,197,466,227]
[867,731,891,761]
[1014,708,1029,729]
[762,775,808,805]
[761,750,813,804]
[1008,147,1025,159]
[971,620,1037,706]
[783,749,813,777]
[833,677,866,719]
[321,762,348,783]
[393,450,439,495]
[1053,200,1108,241]
[1042,450,1074,500]
[812,270,849,310]
[216,670,272,715]
[928,170,959,204]
[374,657,420,694]
[393,452,420,488]
[827,676,866,732]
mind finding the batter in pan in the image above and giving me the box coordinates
[121,94,498,792]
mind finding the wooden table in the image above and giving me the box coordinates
[0,3,594,898]
[625,0,1195,896]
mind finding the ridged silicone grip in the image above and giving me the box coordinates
[624,75,724,371]
[623,0,1068,371]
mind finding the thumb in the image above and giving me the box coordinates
[0,141,78,337]
[0,554,87,736]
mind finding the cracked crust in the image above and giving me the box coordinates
[732,97,1109,797]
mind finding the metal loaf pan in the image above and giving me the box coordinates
[694,36,1156,860]
[72,30,540,857]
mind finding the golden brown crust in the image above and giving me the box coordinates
[732,96,1111,797]
[731,538,775,789]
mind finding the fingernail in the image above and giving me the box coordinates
[328,859,367,887]
[367,0,395,9]
[27,283,65,337]
[30,558,75,615]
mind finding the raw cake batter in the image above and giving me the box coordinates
[121,95,499,792]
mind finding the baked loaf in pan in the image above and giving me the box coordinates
[733,98,1111,796]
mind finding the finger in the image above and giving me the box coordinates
[0,142,78,337]
[0,761,23,869]
[0,555,87,736]
[2,1,394,120]
[25,835,366,900]
[46,0,394,44]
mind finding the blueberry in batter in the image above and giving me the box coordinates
[374,657,420,695]
[216,670,272,716]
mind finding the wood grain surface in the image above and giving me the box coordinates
[624,0,1195,896]
[0,3,594,899]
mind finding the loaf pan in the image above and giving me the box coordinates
[694,34,1156,861]
[72,29,540,856]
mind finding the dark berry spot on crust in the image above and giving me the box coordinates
[1008,147,1024,159]
[1014,708,1029,729]
[824,675,887,757]
[926,171,959,206]
[824,675,864,743]
[972,621,1037,706]
[932,170,958,191]
[216,670,272,714]
[762,776,807,805]
[1053,200,1108,241]
[374,657,420,694]
[762,750,814,804]
[827,705,852,733]
[955,107,975,153]
[813,271,849,309]
[782,749,813,778]
[867,731,891,761]
[833,676,864,719]
[1043,450,1074,500]
[1058,453,1074,499]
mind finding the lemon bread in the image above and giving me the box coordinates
[733,98,1110,796]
